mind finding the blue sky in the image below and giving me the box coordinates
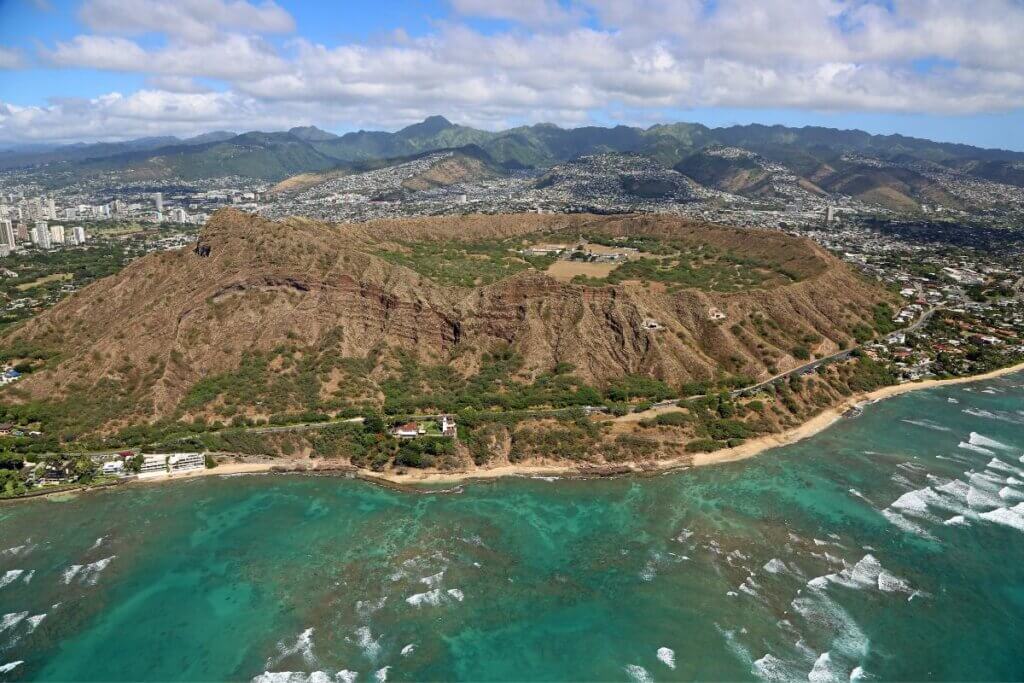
[2,0,1024,149]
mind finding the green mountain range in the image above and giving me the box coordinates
[8,116,1024,193]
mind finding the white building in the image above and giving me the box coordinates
[153,192,163,213]
[136,452,205,478]
[71,226,87,245]
[101,460,125,475]
[48,224,65,244]
[0,219,14,249]
[31,221,51,249]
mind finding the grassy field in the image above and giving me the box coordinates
[16,272,72,291]
[375,239,555,287]
[566,234,796,293]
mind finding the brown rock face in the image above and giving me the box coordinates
[5,209,894,425]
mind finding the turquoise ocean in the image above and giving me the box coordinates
[2,373,1024,681]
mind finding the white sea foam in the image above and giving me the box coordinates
[81,556,115,585]
[947,398,959,404]
[877,571,913,593]
[26,613,46,632]
[89,536,106,551]
[848,489,871,505]
[406,589,444,607]
[890,489,936,517]
[959,441,995,456]
[881,509,933,539]
[62,556,116,586]
[336,671,358,683]
[656,647,676,669]
[791,593,868,661]
[21,569,34,584]
[900,419,951,432]
[251,672,336,683]
[355,597,387,619]
[971,432,1014,451]
[269,628,317,668]
[373,666,389,682]
[808,652,847,683]
[715,624,753,668]
[944,515,969,526]
[999,486,1024,502]
[0,661,23,674]
[752,653,802,681]
[623,664,652,683]
[850,665,868,680]
[419,571,444,587]
[763,558,787,574]
[979,503,1024,532]
[447,588,464,601]
[1,543,31,557]
[0,611,28,633]
[0,570,23,589]
[400,644,415,656]
[61,565,82,584]
[354,626,380,662]
[967,475,1005,510]
[987,458,1022,476]
[963,407,1024,424]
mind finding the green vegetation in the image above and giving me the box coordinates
[376,238,555,287]
[569,235,798,292]
[0,243,130,330]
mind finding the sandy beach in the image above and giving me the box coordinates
[338,360,1024,486]
[38,360,1021,495]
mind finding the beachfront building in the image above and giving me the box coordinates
[136,452,205,478]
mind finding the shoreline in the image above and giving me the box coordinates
[7,362,1024,499]
[229,360,1024,486]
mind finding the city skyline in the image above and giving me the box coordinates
[1,0,1024,150]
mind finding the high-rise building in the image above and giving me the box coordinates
[154,192,163,213]
[73,226,87,244]
[47,196,56,220]
[0,219,14,248]
[31,222,52,249]
[49,224,65,244]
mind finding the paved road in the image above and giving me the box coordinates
[39,305,937,456]
[728,305,938,398]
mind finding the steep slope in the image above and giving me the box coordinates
[2,211,895,433]
[272,146,504,198]
[534,153,707,202]
[676,147,826,201]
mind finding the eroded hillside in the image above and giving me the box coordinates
[1,210,897,437]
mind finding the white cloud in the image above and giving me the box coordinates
[9,0,1024,143]
[45,33,289,81]
[0,47,27,70]
[78,0,295,43]
[449,0,582,26]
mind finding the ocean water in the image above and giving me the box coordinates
[2,374,1024,682]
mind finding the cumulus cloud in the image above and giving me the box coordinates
[46,33,289,80]
[7,0,1024,142]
